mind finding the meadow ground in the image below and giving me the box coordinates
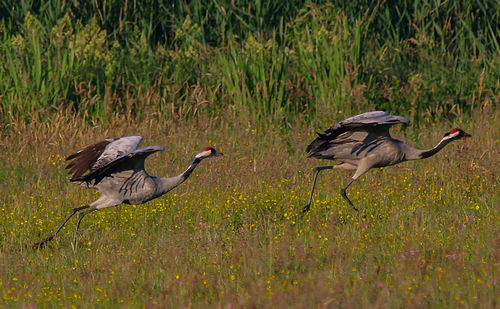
[0,109,498,307]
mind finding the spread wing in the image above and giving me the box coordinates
[324,111,410,135]
[69,146,165,185]
[306,111,410,157]
[65,136,143,179]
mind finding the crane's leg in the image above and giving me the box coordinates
[302,166,333,213]
[340,179,357,211]
[33,205,90,249]
[73,208,98,247]
[340,162,373,211]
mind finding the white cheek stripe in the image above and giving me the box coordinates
[443,132,459,141]
[195,150,212,158]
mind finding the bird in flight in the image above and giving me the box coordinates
[303,111,471,213]
[34,136,223,248]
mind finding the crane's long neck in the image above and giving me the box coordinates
[407,137,453,160]
[156,157,202,196]
[180,157,202,179]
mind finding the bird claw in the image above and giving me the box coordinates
[302,204,311,213]
[33,234,55,250]
[340,188,358,211]
[33,239,49,250]
[32,242,43,250]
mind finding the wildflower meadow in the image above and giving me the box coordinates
[1,1,499,307]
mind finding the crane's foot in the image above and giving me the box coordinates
[33,235,54,250]
[302,203,311,214]
[340,188,358,211]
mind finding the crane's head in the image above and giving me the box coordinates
[443,128,471,141]
[195,147,224,160]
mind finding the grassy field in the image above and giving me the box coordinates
[1,1,499,307]
[0,108,498,307]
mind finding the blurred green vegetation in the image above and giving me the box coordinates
[0,0,498,124]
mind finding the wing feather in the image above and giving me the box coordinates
[326,111,410,134]
[65,139,116,179]
[91,136,143,172]
[306,111,410,157]
[65,136,143,179]
[70,145,165,185]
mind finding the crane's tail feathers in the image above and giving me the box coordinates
[306,137,331,157]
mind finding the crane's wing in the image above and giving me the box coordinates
[65,136,143,179]
[326,111,410,133]
[69,146,165,185]
[306,111,410,157]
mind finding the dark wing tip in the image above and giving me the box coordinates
[65,151,81,161]
[64,139,112,179]
[305,144,312,154]
[305,133,330,156]
[69,176,85,182]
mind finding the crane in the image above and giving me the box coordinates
[303,111,471,213]
[34,136,223,248]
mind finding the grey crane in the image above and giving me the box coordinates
[303,111,471,213]
[34,136,223,248]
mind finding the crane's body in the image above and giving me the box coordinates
[35,136,222,248]
[303,111,471,212]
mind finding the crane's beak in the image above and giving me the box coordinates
[215,152,224,157]
[462,132,472,139]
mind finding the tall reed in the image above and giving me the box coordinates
[0,1,498,126]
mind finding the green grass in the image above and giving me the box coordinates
[0,1,499,306]
[0,109,498,307]
[1,1,499,124]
